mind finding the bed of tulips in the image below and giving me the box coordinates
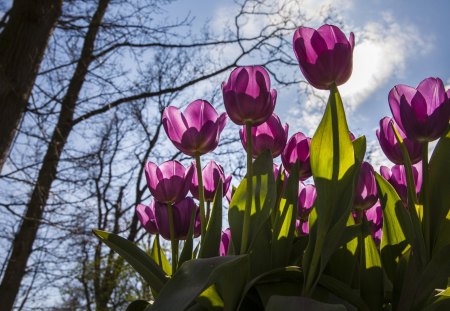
[93,24,450,311]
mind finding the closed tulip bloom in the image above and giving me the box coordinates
[388,77,450,142]
[380,163,422,205]
[153,197,200,240]
[353,162,378,211]
[293,24,355,90]
[136,203,158,235]
[145,160,194,204]
[239,113,289,158]
[296,219,310,236]
[219,228,231,256]
[162,100,227,156]
[190,160,232,202]
[281,132,312,180]
[222,66,277,126]
[298,183,317,219]
[376,117,422,164]
[364,201,383,244]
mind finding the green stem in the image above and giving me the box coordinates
[206,201,211,221]
[155,234,163,271]
[421,142,430,257]
[195,154,207,239]
[167,202,178,274]
[240,122,253,254]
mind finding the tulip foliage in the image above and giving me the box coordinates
[94,24,450,311]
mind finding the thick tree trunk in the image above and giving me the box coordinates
[0,0,63,173]
[0,1,110,309]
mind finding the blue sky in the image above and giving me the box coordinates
[163,0,449,167]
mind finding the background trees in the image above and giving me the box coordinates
[0,0,336,309]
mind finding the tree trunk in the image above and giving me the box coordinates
[0,0,63,172]
[0,0,110,309]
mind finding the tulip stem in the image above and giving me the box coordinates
[241,122,253,254]
[195,154,207,239]
[167,202,178,275]
[206,201,211,221]
[155,234,163,271]
[421,142,430,257]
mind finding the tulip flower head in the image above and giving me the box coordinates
[364,201,383,245]
[388,77,450,142]
[281,132,312,180]
[376,117,422,165]
[220,228,231,256]
[298,183,317,219]
[296,219,310,236]
[239,113,289,159]
[293,24,355,90]
[380,163,422,205]
[353,162,378,211]
[222,66,277,126]
[190,160,232,202]
[153,197,200,240]
[136,203,159,235]
[145,160,194,204]
[162,100,227,156]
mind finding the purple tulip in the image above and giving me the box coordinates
[145,160,194,204]
[219,228,231,256]
[190,160,232,202]
[281,132,312,180]
[388,77,450,142]
[222,66,277,126]
[162,99,227,156]
[298,183,317,219]
[364,201,383,245]
[136,203,159,235]
[296,219,309,236]
[380,163,422,205]
[293,24,355,90]
[239,113,288,158]
[353,162,378,211]
[376,117,422,165]
[153,197,201,240]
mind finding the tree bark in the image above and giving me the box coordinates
[0,0,63,173]
[0,0,110,309]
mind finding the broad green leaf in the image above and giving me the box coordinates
[126,300,151,311]
[178,206,197,268]
[265,296,346,311]
[93,230,167,292]
[271,162,299,268]
[196,284,224,310]
[228,150,275,254]
[199,181,223,258]
[429,127,450,255]
[149,255,248,311]
[304,86,356,296]
[151,235,171,276]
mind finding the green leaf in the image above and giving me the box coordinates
[228,150,276,254]
[196,284,224,310]
[375,172,416,283]
[429,127,450,255]
[149,255,249,311]
[93,230,167,292]
[199,181,223,258]
[271,162,299,268]
[303,86,356,295]
[178,207,197,268]
[126,300,151,311]
[151,235,171,276]
[265,296,346,311]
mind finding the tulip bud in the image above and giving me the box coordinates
[293,24,355,90]
[380,163,422,205]
[296,219,310,236]
[353,162,378,211]
[145,160,194,204]
[239,113,288,159]
[153,197,200,240]
[376,117,422,165]
[136,203,159,235]
[388,77,450,142]
[298,183,317,219]
[364,201,383,245]
[281,132,312,180]
[222,66,277,126]
[219,228,231,256]
[162,99,227,156]
[190,160,231,202]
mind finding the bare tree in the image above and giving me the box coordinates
[0,0,63,172]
